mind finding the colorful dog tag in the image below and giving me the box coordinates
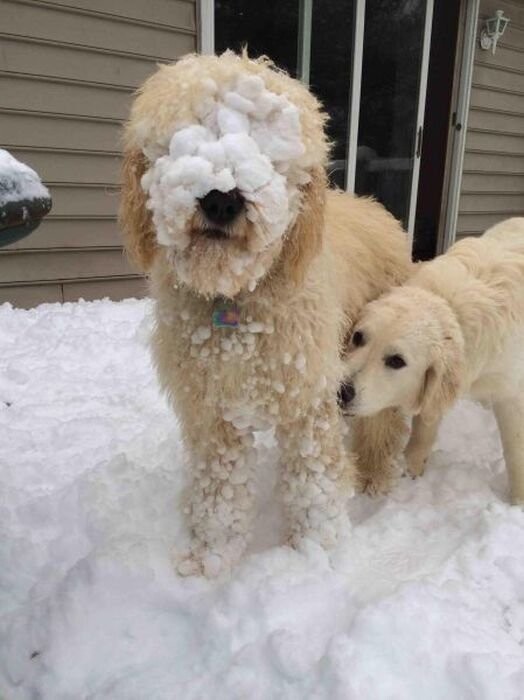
[212,303,240,328]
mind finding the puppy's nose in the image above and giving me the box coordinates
[200,189,244,225]
[337,381,355,409]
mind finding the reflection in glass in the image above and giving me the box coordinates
[355,0,426,226]
[215,1,353,189]
[215,0,300,77]
[310,0,353,189]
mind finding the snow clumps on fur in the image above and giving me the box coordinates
[140,74,309,251]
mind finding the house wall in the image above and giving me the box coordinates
[0,0,196,307]
[457,0,524,238]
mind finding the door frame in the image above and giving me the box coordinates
[405,0,435,242]
[198,0,214,54]
[344,0,366,193]
[436,0,480,253]
[297,0,314,83]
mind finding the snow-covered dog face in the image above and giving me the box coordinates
[121,53,329,297]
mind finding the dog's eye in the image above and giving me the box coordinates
[352,330,365,347]
[384,354,406,369]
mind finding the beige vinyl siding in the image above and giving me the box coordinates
[457,0,524,240]
[0,0,196,307]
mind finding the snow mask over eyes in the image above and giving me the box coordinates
[140,73,311,298]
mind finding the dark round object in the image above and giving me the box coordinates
[337,381,355,409]
[200,189,244,226]
[0,196,53,247]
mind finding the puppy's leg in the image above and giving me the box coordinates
[277,398,354,548]
[177,420,257,577]
[404,415,441,479]
[493,398,524,505]
[352,408,408,496]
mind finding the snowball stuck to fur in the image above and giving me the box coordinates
[141,73,309,287]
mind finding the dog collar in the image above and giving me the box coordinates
[212,300,240,328]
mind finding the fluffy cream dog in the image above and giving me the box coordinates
[340,217,524,504]
[120,52,411,576]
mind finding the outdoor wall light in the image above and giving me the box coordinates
[480,10,510,54]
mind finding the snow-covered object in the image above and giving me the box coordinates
[0,149,49,207]
[141,75,309,293]
[1,298,524,698]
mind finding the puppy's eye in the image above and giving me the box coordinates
[352,330,365,347]
[384,354,406,369]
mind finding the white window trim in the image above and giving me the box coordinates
[438,0,480,253]
[198,0,215,55]
[406,0,435,242]
[297,0,313,84]
[345,0,366,193]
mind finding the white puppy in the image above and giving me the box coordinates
[340,218,524,504]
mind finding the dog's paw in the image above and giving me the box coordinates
[174,535,247,578]
[287,508,351,550]
[403,452,427,480]
[356,470,395,497]
[175,551,204,577]
[175,547,232,578]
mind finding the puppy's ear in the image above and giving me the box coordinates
[119,147,157,272]
[416,334,464,424]
[281,167,326,285]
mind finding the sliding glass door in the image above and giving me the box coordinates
[354,0,434,233]
[215,0,354,189]
[213,0,434,237]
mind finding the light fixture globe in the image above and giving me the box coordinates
[480,9,510,54]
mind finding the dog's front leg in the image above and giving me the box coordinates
[493,398,524,505]
[177,421,257,578]
[277,398,353,549]
[352,408,408,495]
[404,414,441,479]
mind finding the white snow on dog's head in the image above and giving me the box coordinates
[139,64,315,298]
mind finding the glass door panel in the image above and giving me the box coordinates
[309,1,354,189]
[215,0,354,189]
[355,0,429,229]
[215,0,300,77]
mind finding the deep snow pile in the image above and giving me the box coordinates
[1,298,524,699]
[0,150,50,207]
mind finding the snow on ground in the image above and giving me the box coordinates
[1,298,523,699]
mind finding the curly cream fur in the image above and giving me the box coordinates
[344,217,524,504]
[121,52,412,576]
[119,148,156,270]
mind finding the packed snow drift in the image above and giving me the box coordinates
[1,298,523,699]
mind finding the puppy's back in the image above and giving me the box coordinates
[483,217,524,253]
[410,218,524,340]
[448,218,524,273]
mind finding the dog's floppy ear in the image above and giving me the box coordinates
[416,333,464,424]
[281,166,326,286]
[119,147,157,272]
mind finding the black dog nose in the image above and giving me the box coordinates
[200,189,244,225]
[337,381,355,409]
